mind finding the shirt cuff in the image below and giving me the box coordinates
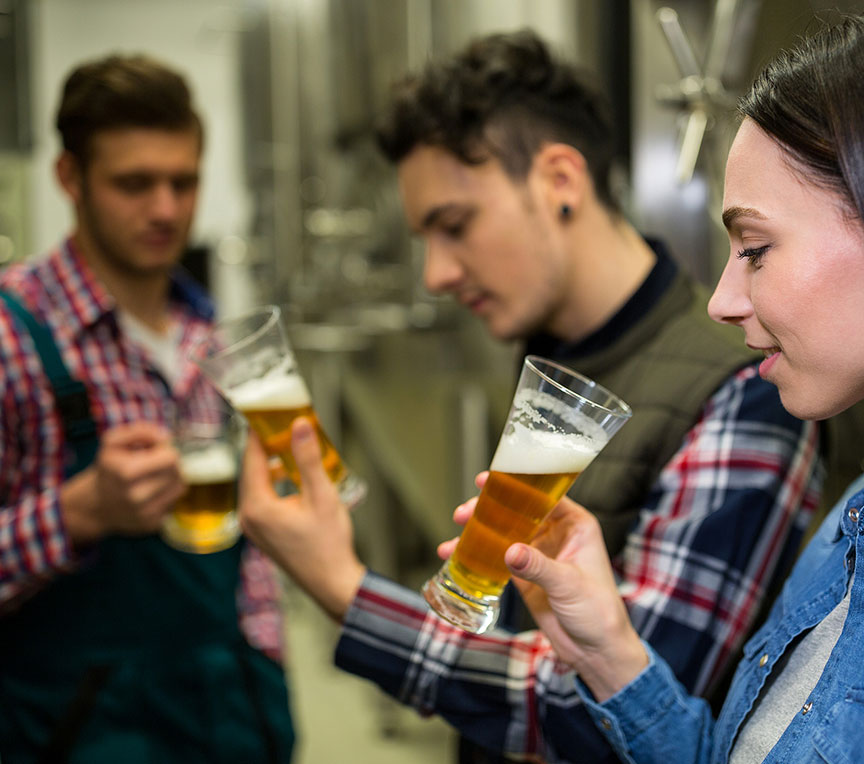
[573,642,683,757]
[335,570,433,702]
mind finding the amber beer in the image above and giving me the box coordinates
[193,306,367,506]
[423,356,630,633]
[228,373,348,488]
[163,441,240,553]
[447,426,600,600]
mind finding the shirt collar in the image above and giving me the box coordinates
[169,266,215,322]
[56,237,116,331]
[837,480,864,540]
[57,237,214,334]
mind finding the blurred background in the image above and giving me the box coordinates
[2,0,862,760]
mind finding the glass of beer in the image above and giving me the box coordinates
[162,422,242,554]
[193,305,367,506]
[423,356,631,634]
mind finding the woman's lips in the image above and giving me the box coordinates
[758,349,781,377]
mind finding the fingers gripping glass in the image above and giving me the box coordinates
[423,356,631,634]
[192,305,367,506]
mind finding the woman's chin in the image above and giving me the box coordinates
[779,389,855,422]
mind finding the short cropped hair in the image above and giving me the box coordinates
[376,29,618,211]
[56,53,203,165]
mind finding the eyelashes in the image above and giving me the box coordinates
[736,244,770,264]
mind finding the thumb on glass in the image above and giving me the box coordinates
[289,417,334,500]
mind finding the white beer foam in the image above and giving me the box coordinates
[181,442,237,484]
[488,388,612,475]
[491,425,599,474]
[227,373,311,411]
[512,388,612,443]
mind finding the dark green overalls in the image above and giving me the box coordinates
[0,292,295,763]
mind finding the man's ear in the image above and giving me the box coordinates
[55,151,84,205]
[531,143,590,221]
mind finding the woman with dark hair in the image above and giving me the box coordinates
[237,12,864,764]
[471,13,864,763]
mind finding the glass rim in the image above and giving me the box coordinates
[524,355,632,420]
[202,304,283,361]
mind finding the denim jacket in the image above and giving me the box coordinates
[577,473,864,764]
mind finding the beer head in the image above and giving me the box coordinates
[492,391,609,475]
[179,441,237,485]
[226,369,311,412]
[491,423,601,475]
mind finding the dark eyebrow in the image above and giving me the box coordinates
[420,203,469,232]
[722,205,768,230]
[112,170,198,180]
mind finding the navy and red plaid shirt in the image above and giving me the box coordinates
[334,365,821,762]
[0,240,284,661]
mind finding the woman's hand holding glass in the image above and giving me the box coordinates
[440,473,649,702]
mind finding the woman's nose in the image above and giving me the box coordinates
[708,254,753,326]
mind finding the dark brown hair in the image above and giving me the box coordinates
[740,14,864,221]
[376,29,619,211]
[56,53,203,165]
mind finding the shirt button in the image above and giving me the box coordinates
[802,701,813,715]
[600,718,612,730]
[759,653,769,667]
[849,507,860,523]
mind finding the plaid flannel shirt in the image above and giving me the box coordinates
[0,241,284,662]
[335,365,821,763]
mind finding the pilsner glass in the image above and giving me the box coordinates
[162,422,241,554]
[423,356,631,634]
[193,305,367,506]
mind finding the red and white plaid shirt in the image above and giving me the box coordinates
[0,240,284,662]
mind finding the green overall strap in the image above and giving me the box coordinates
[0,290,108,762]
[0,291,294,763]
[0,290,98,477]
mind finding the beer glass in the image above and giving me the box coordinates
[162,423,241,554]
[423,356,631,634]
[193,305,367,506]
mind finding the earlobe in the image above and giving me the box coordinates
[534,143,588,221]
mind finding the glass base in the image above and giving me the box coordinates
[338,471,368,508]
[161,513,241,554]
[422,565,500,634]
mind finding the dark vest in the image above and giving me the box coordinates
[0,292,295,764]
[557,271,758,556]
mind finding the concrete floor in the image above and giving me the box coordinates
[284,582,457,763]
